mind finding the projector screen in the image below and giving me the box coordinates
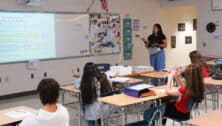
[0,12,56,63]
[0,12,90,64]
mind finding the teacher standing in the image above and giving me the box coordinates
[142,24,167,71]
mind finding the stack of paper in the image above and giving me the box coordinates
[5,109,33,119]
[110,65,133,75]
[110,77,130,83]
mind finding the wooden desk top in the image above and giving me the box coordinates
[73,73,80,78]
[0,106,36,126]
[118,71,155,77]
[204,77,222,86]
[98,86,168,107]
[140,71,168,79]
[122,78,143,85]
[61,78,142,93]
[60,85,80,93]
[206,60,216,66]
[188,109,222,126]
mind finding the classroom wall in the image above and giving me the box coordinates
[163,6,197,69]
[160,0,222,58]
[0,0,197,95]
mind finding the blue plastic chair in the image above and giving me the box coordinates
[125,104,165,126]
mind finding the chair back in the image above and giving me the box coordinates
[143,104,166,123]
[186,100,200,118]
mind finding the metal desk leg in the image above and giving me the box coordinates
[101,104,104,126]
[217,86,220,109]
[121,107,126,126]
[62,90,65,105]
[78,94,81,126]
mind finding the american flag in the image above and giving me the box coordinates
[100,0,108,12]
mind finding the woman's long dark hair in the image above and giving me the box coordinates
[184,64,205,102]
[152,23,164,36]
[100,73,112,97]
[80,62,99,105]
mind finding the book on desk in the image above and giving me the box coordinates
[123,84,156,98]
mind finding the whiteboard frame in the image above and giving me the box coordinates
[0,10,121,65]
[211,0,222,11]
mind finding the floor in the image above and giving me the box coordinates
[0,92,220,126]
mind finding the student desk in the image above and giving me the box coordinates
[60,78,143,126]
[188,109,222,126]
[117,71,155,78]
[112,78,144,90]
[140,71,168,85]
[0,106,36,126]
[73,73,80,78]
[206,60,216,66]
[60,85,81,126]
[98,86,169,126]
[204,77,222,109]
[140,71,168,79]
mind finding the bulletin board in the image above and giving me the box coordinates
[89,14,121,55]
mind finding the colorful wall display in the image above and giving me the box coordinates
[89,14,121,55]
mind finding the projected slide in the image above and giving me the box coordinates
[0,12,56,63]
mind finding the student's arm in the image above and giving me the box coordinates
[166,71,181,96]
[141,38,150,47]
[174,71,185,87]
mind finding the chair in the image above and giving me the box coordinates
[125,104,165,126]
[168,101,200,126]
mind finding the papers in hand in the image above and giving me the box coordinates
[128,84,154,91]
[5,109,32,119]
[111,77,130,83]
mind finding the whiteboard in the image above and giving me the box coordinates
[55,14,90,57]
[0,12,90,64]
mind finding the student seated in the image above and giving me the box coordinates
[80,62,112,126]
[74,62,112,89]
[19,79,70,126]
[189,50,209,77]
[162,64,204,125]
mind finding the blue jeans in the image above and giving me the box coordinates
[150,50,166,86]
[150,50,165,71]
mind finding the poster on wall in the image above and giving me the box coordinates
[171,36,176,48]
[133,19,140,31]
[89,14,121,55]
[193,19,197,31]
[185,36,192,44]
[178,23,186,31]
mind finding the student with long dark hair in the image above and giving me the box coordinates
[189,50,209,78]
[162,64,205,125]
[142,24,167,71]
[80,62,112,126]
